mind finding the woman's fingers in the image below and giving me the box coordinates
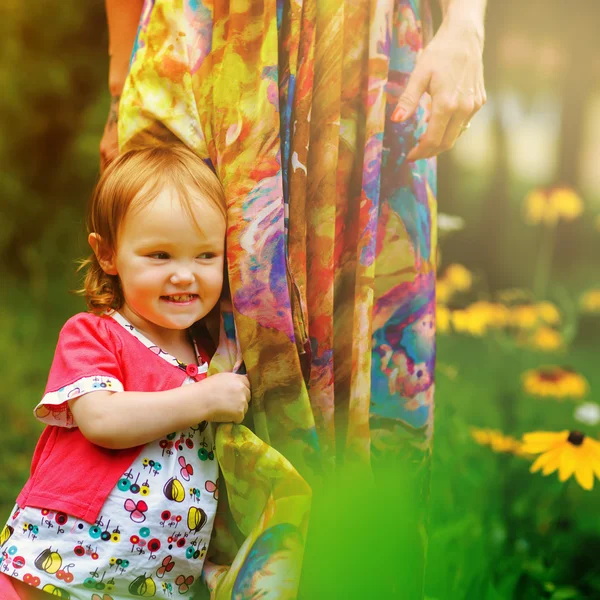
[466,84,486,124]
[406,96,455,161]
[393,19,486,162]
[405,88,483,161]
[437,113,469,155]
[437,96,477,155]
[392,64,431,123]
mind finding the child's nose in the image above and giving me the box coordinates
[170,269,194,285]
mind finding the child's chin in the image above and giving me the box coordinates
[162,314,204,329]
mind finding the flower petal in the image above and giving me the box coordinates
[582,439,600,482]
[522,431,568,454]
[558,445,576,482]
[540,446,564,476]
[574,461,594,491]
[530,446,562,475]
[531,453,551,473]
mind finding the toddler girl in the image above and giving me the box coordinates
[0,145,250,599]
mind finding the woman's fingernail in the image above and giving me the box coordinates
[391,107,405,122]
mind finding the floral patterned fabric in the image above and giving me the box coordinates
[0,313,219,600]
[119,0,436,597]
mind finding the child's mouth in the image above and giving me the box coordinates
[160,294,199,304]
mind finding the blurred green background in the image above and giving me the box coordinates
[1,1,599,598]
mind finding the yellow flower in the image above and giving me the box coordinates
[581,289,600,314]
[489,433,520,453]
[475,301,510,328]
[522,430,600,490]
[450,302,510,337]
[436,305,451,333]
[528,326,563,352]
[436,280,453,305]
[471,427,529,457]
[510,304,539,330]
[536,302,561,326]
[452,308,486,336]
[524,187,584,226]
[524,189,554,225]
[443,263,473,292]
[509,302,561,332]
[522,366,589,400]
[551,188,584,220]
[471,427,493,446]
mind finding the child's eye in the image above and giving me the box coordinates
[148,252,170,260]
[197,252,216,260]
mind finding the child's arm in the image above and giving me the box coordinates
[69,373,250,450]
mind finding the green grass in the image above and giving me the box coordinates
[426,334,600,599]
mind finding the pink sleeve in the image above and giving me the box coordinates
[34,313,125,427]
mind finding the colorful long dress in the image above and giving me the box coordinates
[119,0,437,597]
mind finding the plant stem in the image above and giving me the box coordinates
[533,222,557,301]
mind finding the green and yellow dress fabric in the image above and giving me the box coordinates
[120,0,436,597]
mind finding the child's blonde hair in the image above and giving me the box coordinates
[80,145,226,314]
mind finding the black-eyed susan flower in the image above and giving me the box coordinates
[436,280,453,305]
[509,304,540,330]
[470,427,529,457]
[536,302,561,326]
[474,301,510,329]
[451,301,509,337]
[522,366,589,400]
[436,264,473,306]
[436,305,451,334]
[443,263,473,293]
[522,430,600,490]
[471,427,494,446]
[581,289,600,314]
[489,432,521,454]
[551,188,585,220]
[524,186,584,226]
[508,303,561,336]
[527,326,563,352]
[452,308,487,336]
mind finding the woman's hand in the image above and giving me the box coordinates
[392,19,486,162]
[99,94,120,172]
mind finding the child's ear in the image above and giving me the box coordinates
[88,233,117,275]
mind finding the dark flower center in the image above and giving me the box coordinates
[567,431,585,446]
[538,369,563,382]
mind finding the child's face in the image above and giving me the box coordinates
[102,185,225,337]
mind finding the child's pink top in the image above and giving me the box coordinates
[16,312,213,523]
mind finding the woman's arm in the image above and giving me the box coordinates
[105,0,144,96]
[69,373,250,450]
[438,0,486,41]
[100,0,144,171]
[392,0,487,161]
